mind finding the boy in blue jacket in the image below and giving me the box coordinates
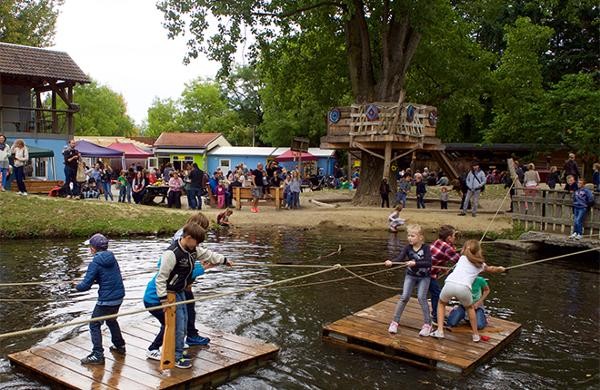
[76,233,126,365]
[570,179,595,240]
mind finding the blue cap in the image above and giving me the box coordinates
[84,233,109,250]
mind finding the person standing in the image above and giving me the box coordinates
[100,165,114,201]
[547,166,561,190]
[415,173,426,209]
[0,134,10,191]
[592,163,600,193]
[63,139,80,198]
[570,179,594,240]
[563,153,580,182]
[440,187,449,209]
[187,163,203,210]
[380,178,390,208]
[459,161,486,217]
[250,163,264,213]
[11,139,29,196]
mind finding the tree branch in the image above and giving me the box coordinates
[251,1,345,18]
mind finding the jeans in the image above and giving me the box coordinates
[102,181,113,201]
[393,274,431,324]
[175,291,188,360]
[184,289,198,337]
[396,192,406,208]
[447,305,487,330]
[125,183,132,203]
[118,185,127,202]
[428,279,441,321]
[14,166,26,193]
[145,300,165,351]
[89,304,125,357]
[65,165,79,196]
[187,188,202,210]
[463,189,481,215]
[417,193,425,208]
[573,207,587,235]
[0,167,8,189]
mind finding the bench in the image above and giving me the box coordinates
[233,186,283,210]
[10,180,62,194]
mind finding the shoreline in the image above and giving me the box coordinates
[0,190,515,239]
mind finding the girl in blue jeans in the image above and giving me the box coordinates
[570,179,594,240]
[384,224,432,337]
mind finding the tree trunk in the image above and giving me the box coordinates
[352,153,384,206]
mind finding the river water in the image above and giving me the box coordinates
[0,228,598,389]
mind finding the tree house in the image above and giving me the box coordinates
[320,99,457,180]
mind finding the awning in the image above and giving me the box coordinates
[107,142,152,158]
[275,149,317,162]
[27,145,54,158]
[75,140,124,158]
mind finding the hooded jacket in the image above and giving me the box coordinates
[572,187,594,209]
[76,250,125,304]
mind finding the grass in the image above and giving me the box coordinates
[0,192,190,239]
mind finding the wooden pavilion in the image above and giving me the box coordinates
[320,95,458,179]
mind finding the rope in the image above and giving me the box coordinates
[272,267,400,290]
[480,177,517,243]
[0,265,341,340]
[341,266,403,290]
[504,247,600,270]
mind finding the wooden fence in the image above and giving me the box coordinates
[511,188,600,237]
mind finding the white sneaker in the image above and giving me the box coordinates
[569,233,577,239]
[419,324,432,337]
[146,349,161,361]
[575,234,582,240]
[22,192,27,196]
[472,334,481,342]
[388,321,399,334]
[431,329,445,339]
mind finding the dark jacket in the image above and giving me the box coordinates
[393,244,432,277]
[76,250,125,303]
[573,187,594,209]
[155,240,195,300]
[380,182,390,195]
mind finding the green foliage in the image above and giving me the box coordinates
[0,0,62,46]
[50,80,136,136]
[144,97,184,137]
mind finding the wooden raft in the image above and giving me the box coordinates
[322,297,521,375]
[8,321,279,389]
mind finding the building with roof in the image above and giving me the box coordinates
[0,42,90,180]
[153,132,230,170]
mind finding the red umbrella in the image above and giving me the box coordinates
[107,142,152,159]
[275,149,317,161]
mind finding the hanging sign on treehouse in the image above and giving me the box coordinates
[428,111,438,126]
[328,108,341,124]
[365,104,379,121]
[406,105,416,122]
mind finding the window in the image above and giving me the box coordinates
[147,157,158,170]
[219,159,230,170]
[31,158,48,179]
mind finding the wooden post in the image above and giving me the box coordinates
[275,187,281,209]
[347,150,352,181]
[66,86,73,135]
[35,92,43,134]
[383,142,392,180]
[160,292,176,370]
[51,89,58,134]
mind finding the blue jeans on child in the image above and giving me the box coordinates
[573,207,587,235]
[428,279,441,322]
[393,274,431,324]
[89,304,125,357]
[0,167,8,189]
[396,192,406,207]
[417,193,425,208]
[145,300,165,351]
[446,305,487,330]
[175,291,188,360]
[102,181,113,201]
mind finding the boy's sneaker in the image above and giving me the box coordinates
[419,324,432,337]
[472,334,481,342]
[186,335,211,346]
[431,330,445,339]
[146,349,161,361]
[81,353,105,365]
[109,344,126,355]
[388,321,399,334]
[175,357,193,369]
[575,234,582,240]
[569,232,577,239]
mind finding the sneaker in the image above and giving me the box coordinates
[22,192,27,196]
[175,357,192,369]
[81,353,105,365]
[388,321,399,334]
[472,334,481,342]
[109,345,126,355]
[471,213,476,217]
[575,234,582,240]
[146,349,161,361]
[250,207,257,213]
[419,324,432,337]
[569,232,577,239]
[186,335,211,346]
[431,330,445,339]
[458,212,466,216]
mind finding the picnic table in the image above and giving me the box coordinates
[142,185,169,205]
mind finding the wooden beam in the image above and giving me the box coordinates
[33,81,75,93]
[66,86,73,135]
[383,142,392,180]
[352,141,385,160]
[51,90,57,134]
[391,147,418,163]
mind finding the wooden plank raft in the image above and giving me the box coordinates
[8,320,279,389]
[322,296,521,375]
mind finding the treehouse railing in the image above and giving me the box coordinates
[511,187,600,237]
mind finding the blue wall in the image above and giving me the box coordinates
[5,136,67,180]
[208,153,335,176]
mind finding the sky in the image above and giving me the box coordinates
[51,0,223,125]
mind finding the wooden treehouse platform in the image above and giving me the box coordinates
[8,321,279,389]
[322,297,521,375]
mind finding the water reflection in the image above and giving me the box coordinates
[0,229,598,389]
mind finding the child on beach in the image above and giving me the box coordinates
[384,224,432,337]
[216,181,226,209]
[570,179,594,240]
[117,170,128,202]
[396,175,411,208]
[217,209,234,227]
[388,205,405,232]
[429,225,460,324]
[431,240,505,342]
[446,276,490,330]
[76,233,126,365]
[440,186,449,209]
[415,173,426,209]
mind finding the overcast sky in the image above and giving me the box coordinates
[51,0,223,125]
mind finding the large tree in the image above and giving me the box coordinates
[157,0,450,203]
[0,0,63,46]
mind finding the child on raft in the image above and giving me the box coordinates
[429,225,460,325]
[388,205,405,232]
[446,276,490,330]
[76,233,126,365]
[431,240,505,342]
[384,224,432,337]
